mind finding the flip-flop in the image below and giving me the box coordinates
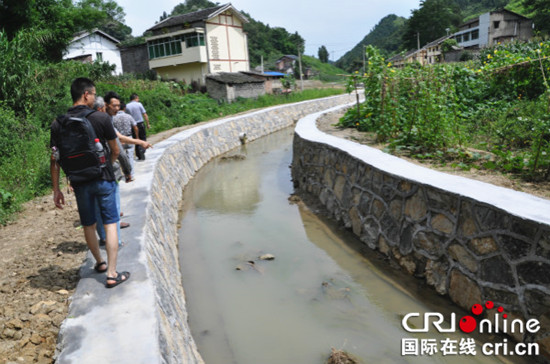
[94,261,107,273]
[106,271,130,288]
[120,222,130,229]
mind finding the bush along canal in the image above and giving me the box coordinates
[178,127,530,364]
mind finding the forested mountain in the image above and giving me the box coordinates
[335,0,531,72]
[242,14,305,68]
[335,15,406,71]
[454,0,509,20]
[401,0,462,50]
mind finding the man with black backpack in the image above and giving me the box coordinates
[50,77,130,288]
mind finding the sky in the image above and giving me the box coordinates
[116,0,420,61]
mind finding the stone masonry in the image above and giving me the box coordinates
[145,95,358,363]
[292,104,550,355]
[145,94,357,363]
[55,93,356,364]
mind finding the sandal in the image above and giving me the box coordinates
[94,261,107,273]
[106,271,130,288]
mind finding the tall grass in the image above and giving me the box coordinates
[0,58,342,224]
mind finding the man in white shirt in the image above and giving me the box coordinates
[126,93,150,160]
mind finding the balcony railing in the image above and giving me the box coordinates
[149,45,207,69]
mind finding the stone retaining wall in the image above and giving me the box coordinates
[292,104,550,354]
[143,94,356,363]
[55,94,356,364]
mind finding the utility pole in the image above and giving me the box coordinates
[417,32,420,50]
[362,45,366,75]
[298,44,304,91]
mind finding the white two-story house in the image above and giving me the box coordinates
[145,3,250,86]
[64,29,122,74]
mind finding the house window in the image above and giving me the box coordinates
[493,21,500,29]
[463,32,470,42]
[96,52,103,62]
[471,29,479,40]
[184,33,205,48]
[455,34,462,43]
[148,36,183,59]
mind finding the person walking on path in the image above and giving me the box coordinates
[113,101,138,177]
[126,93,150,160]
[50,77,130,288]
[93,96,132,246]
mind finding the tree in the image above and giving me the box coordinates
[0,0,132,60]
[441,38,458,54]
[401,0,462,51]
[242,13,304,67]
[0,0,34,39]
[335,14,406,72]
[101,20,132,41]
[522,0,550,35]
[171,0,219,15]
[76,0,126,23]
[318,45,329,63]
[74,0,132,41]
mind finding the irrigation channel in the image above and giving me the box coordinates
[177,127,523,364]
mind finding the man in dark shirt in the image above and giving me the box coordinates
[50,77,130,288]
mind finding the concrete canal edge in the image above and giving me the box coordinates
[292,103,550,355]
[53,93,357,364]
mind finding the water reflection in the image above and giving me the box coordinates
[178,128,522,364]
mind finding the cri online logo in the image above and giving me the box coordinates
[402,301,540,335]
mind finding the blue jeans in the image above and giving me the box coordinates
[95,182,122,245]
[73,179,119,226]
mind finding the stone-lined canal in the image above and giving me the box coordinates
[177,128,514,364]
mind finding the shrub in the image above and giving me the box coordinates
[340,41,550,180]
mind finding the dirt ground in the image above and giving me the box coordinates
[0,125,205,363]
[1,108,549,363]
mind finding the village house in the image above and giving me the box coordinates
[452,9,533,49]
[275,55,298,74]
[63,29,122,74]
[205,72,265,102]
[388,48,427,67]
[241,71,286,94]
[145,3,250,87]
[424,35,451,64]
[389,10,533,67]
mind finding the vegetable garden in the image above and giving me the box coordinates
[340,42,550,181]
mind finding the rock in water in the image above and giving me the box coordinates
[326,348,359,364]
[259,254,275,261]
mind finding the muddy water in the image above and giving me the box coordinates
[177,128,516,364]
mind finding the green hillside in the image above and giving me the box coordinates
[336,0,530,72]
[302,55,347,82]
[335,15,406,72]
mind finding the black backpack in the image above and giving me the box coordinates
[54,109,107,184]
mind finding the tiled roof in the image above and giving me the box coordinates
[425,35,451,48]
[147,3,247,32]
[71,28,120,44]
